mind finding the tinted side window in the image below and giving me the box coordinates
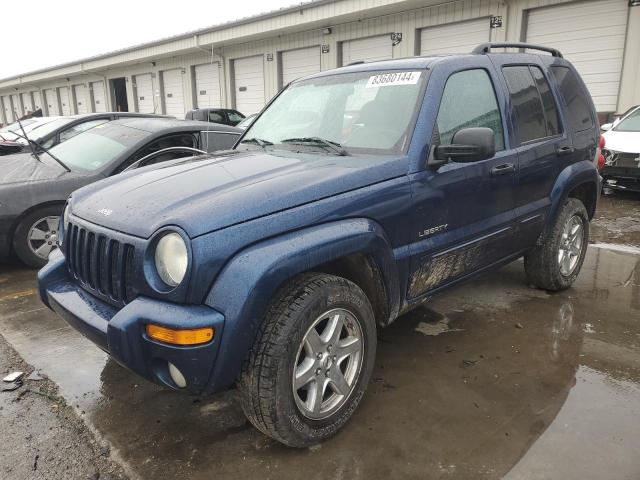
[114,134,197,173]
[550,66,593,132]
[436,69,504,151]
[200,131,240,152]
[530,66,560,136]
[208,112,224,123]
[502,66,546,144]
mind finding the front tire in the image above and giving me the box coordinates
[239,273,376,447]
[524,198,589,291]
[13,205,63,268]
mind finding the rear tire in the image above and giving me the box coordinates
[238,273,376,447]
[13,205,63,268]
[524,198,589,291]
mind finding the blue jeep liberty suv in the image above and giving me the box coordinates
[38,43,602,447]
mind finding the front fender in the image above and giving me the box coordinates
[202,218,399,394]
[546,160,599,233]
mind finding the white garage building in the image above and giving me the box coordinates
[1,0,639,125]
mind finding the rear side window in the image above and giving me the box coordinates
[530,67,560,137]
[436,69,504,151]
[550,66,593,132]
[502,66,547,144]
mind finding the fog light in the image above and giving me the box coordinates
[168,362,187,388]
[146,324,214,345]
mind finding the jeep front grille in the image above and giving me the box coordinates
[65,222,137,307]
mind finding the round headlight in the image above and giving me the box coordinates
[60,205,70,246]
[155,232,188,287]
[63,205,70,228]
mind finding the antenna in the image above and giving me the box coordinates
[16,116,38,160]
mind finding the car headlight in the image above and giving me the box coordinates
[60,204,70,246]
[155,232,188,287]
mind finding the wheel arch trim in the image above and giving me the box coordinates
[202,218,399,393]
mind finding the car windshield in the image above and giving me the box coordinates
[47,123,148,172]
[614,108,640,132]
[244,70,426,154]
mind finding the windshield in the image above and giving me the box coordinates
[244,70,426,154]
[48,123,148,172]
[614,108,640,132]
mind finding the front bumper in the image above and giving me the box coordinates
[602,166,640,192]
[37,249,225,394]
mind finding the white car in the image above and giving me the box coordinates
[0,117,62,143]
[601,106,640,192]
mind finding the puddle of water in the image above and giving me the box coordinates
[0,247,639,479]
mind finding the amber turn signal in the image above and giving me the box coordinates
[146,324,214,346]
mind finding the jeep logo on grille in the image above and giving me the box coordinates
[98,208,113,216]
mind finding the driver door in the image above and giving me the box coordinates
[407,64,519,300]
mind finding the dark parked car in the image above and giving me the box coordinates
[1,118,241,267]
[185,108,245,126]
[39,43,601,447]
[0,112,172,156]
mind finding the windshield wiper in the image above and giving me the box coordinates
[239,137,273,149]
[281,137,349,156]
[9,130,71,172]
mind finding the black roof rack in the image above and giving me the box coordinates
[472,42,563,58]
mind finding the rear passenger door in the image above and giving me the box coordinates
[494,59,570,248]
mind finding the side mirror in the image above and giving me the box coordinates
[428,127,496,169]
[600,123,613,131]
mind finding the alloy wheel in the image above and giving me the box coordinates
[292,308,364,420]
[558,214,584,276]
[27,216,60,260]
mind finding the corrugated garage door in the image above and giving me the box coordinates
[44,89,59,115]
[526,0,628,112]
[21,92,33,115]
[73,85,88,114]
[233,56,265,115]
[342,35,393,65]
[420,18,490,56]
[91,81,106,112]
[10,94,21,118]
[162,69,185,117]
[59,87,71,115]
[2,96,13,123]
[32,92,43,112]
[281,46,321,86]
[134,74,154,113]
[194,63,221,108]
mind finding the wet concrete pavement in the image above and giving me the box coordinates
[1,193,639,479]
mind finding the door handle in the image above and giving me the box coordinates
[491,163,515,176]
[556,145,575,156]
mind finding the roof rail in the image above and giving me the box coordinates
[472,42,563,58]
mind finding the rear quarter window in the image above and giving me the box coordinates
[550,66,594,132]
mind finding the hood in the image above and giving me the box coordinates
[602,130,640,154]
[71,150,407,238]
[0,152,68,185]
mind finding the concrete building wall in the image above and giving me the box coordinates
[1,0,638,123]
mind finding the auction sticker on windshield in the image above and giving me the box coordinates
[366,71,421,88]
